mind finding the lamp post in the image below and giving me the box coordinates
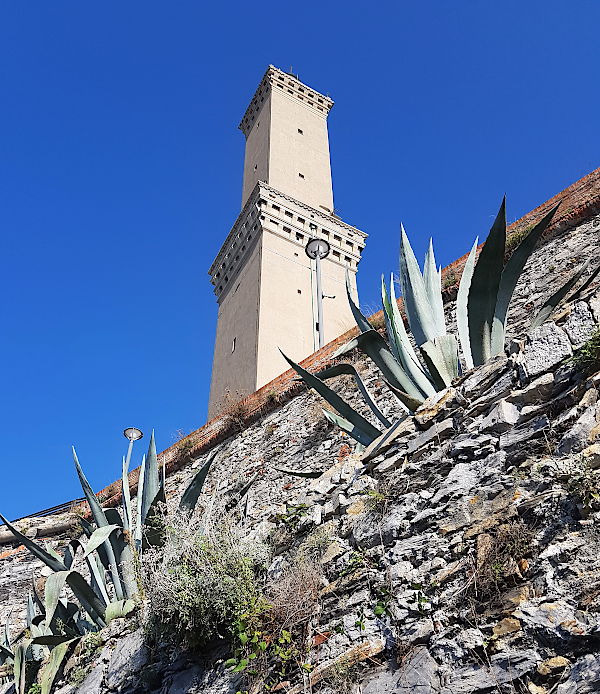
[123,427,143,475]
[305,234,331,349]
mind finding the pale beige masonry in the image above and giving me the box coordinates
[240,66,334,212]
[207,68,367,421]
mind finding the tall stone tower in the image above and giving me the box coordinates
[207,66,367,420]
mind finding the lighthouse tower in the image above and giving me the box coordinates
[207,66,367,420]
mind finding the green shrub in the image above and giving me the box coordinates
[143,513,267,646]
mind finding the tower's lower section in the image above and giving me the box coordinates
[207,182,367,421]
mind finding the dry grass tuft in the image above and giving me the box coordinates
[219,389,251,432]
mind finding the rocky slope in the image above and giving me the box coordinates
[2,215,600,694]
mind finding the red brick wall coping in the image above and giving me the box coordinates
[87,166,600,513]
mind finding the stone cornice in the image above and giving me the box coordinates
[239,65,334,138]
[208,181,367,278]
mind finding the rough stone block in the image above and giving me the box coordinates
[461,355,509,399]
[556,653,600,693]
[439,649,540,693]
[450,434,497,458]
[106,631,149,690]
[406,419,455,457]
[361,647,440,694]
[589,291,600,324]
[563,301,596,348]
[507,372,554,406]
[479,399,520,434]
[557,404,599,455]
[499,415,549,449]
[75,664,106,694]
[415,387,458,428]
[518,322,572,381]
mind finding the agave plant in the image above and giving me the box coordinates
[282,198,562,446]
[0,434,232,694]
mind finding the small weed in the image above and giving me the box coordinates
[549,264,556,272]
[321,659,360,694]
[264,423,277,439]
[82,631,103,657]
[69,665,90,687]
[27,685,41,694]
[368,312,386,332]
[272,504,309,532]
[227,561,321,690]
[407,582,432,614]
[569,326,600,375]
[468,521,534,600]
[298,524,332,560]
[373,587,394,619]
[178,436,196,458]
[341,550,366,577]
[506,224,533,252]
[264,389,278,405]
[443,273,457,289]
[220,389,251,432]
[567,458,600,508]
[354,606,367,631]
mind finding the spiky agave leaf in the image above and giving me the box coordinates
[14,641,27,694]
[86,553,110,606]
[530,258,600,329]
[274,465,324,479]
[317,362,391,427]
[456,238,479,370]
[122,455,133,533]
[44,571,70,627]
[179,447,220,516]
[140,431,160,529]
[333,329,425,403]
[384,276,436,398]
[72,448,124,601]
[134,454,146,550]
[228,473,259,512]
[420,335,459,389]
[468,198,506,366]
[567,262,600,304]
[26,592,37,628]
[81,525,120,561]
[321,408,378,445]
[398,224,438,346]
[345,267,372,334]
[41,639,75,694]
[382,381,424,414]
[490,203,560,355]
[280,350,382,443]
[142,486,166,550]
[104,599,136,624]
[423,239,446,336]
[65,572,106,628]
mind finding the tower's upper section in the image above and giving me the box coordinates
[239,66,335,213]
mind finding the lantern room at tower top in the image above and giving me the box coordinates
[207,66,368,421]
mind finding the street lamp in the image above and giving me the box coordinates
[305,234,330,349]
[123,427,143,477]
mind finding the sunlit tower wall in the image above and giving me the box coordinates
[207,66,368,421]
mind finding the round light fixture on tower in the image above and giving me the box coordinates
[305,238,330,260]
[123,427,143,442]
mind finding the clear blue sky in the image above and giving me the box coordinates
[1,1,599,519]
